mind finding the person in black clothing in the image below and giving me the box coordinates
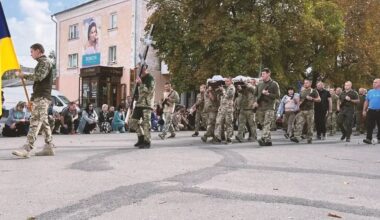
[60,102,79,134]
[337,81,359,142]
[78,103,98,134]
[314,82,332,140]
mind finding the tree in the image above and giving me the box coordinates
[332,0,380,88]
[147,0,345,92]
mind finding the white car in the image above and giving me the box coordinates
[2,85,77,114]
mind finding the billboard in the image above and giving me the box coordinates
[82,17,101,67]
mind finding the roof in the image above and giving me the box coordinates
[52,0,100,17]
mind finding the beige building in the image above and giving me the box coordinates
[52,0,169,108]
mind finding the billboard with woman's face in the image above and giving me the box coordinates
[82,17,101,66]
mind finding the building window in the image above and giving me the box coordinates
[68,53,78,68]
[110,13,117,29]
[69,24,79,40]
[108,46,117,63]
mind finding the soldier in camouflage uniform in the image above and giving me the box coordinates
[337,81,359,142]
[214,77,235,144]
[201,85,220,142]
[236,78,258,142]
[354,88,366,135]
[191,84,207,137]
[158,82,180,139]
[327,88,339,136]
[290,79,321,144]
[12,43,55,158]
[256,68,280,146]
[129,65,155,148]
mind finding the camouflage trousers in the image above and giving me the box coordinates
[293,110,314,140]
[236,109,257,140]
[214,109,234,140]
[326,111,337,135]
[161,112,175,136]
[26,97,53,149]
[194,111,207,132]
[337,108,355,138]
[204,111,217,138]
[355,111,366,133]
[129,107,152,143]
[256,110,274,142]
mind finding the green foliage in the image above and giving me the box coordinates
[147,0,346,92]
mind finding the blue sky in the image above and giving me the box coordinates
[1,0,90,67]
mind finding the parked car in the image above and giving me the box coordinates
[2,85,78,115]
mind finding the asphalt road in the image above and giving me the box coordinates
[0,130,379,220]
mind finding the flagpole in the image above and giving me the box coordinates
[18,71,31,109]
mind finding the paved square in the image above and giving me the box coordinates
[1,131,379,219]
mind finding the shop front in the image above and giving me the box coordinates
[79,66,125,108]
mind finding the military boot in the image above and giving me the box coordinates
[12,144,32,158]
[168,133,176,138]
[35,143,55,156]
[201,136,207,143]
[212,137,222,144]
[235,135,243,143]
[138,139,151,149]
[158,133,166,140]
[192,132,199,137]
[134,136,145,147]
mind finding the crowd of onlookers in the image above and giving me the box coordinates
[0,99,196,137]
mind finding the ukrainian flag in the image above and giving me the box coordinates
[0,2,20,116]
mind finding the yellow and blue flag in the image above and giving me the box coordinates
[0,2,20,116]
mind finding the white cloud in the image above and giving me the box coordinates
[7,0,55,68]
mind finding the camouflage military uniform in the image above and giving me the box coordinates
[129,73,155,148]
[327,94,338,135]
[159,89,180,138]
[201,88,219,142]
[292,88,319,143]
[337,89,359,141]
[236,83,257,142]
[256,79,280,145]
[194,92,207,133]
[355,94,366,135]
[214,84,236,143]
[12,55,54,158]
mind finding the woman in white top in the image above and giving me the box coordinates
[277,87,300,138]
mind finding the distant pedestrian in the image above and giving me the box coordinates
[128,65,155,148]
[314,82,332,140]
[337,81,359,142]
[214,77,235,144]
[326,88,339,136]
[277,87,299,139]
[291,79,320,144]
[158,82,180,139]
[363,78,380,144]
[354,88,366,135]
[191,84,207,137]
[256,68,280,146]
